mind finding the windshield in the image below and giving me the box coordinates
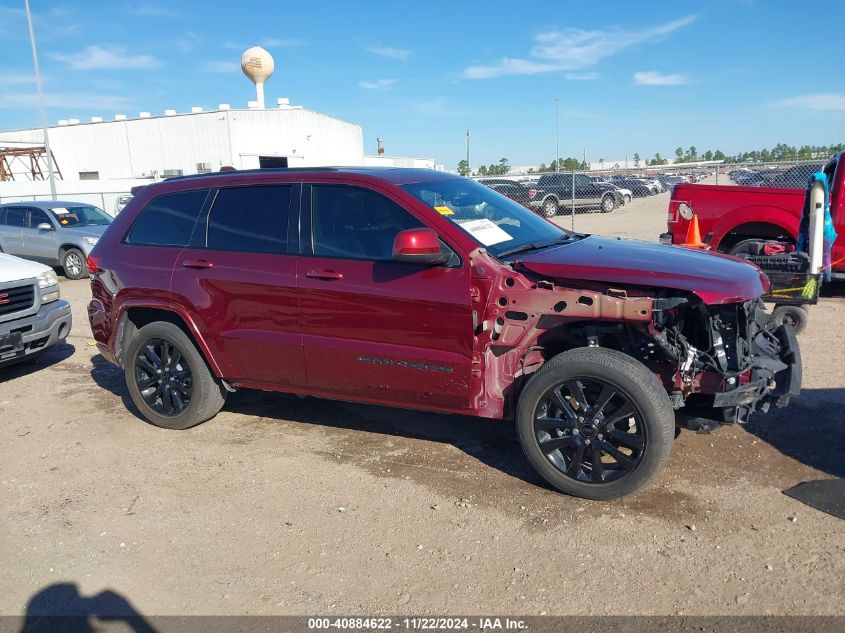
[400,178,571,258]
[49,205,112,227]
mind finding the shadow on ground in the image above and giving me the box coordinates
[19,583,156,633]
[745,387,845,479]
[0,342,75,383]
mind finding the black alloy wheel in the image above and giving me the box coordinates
[134,338,193,416]
[533,378,645,485]
[516,347,674,499]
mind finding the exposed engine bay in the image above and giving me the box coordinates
[647,295,801,423]
[469,248,802,425]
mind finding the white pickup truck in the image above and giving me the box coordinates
[0,253,72,367]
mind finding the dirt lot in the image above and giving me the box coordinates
[1,190,843,617]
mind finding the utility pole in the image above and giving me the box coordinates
[555,98,560,172]
[466,129,471,176]
[25,0,56,200]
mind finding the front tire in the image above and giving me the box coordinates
[600,195,616,213]
[62,248,87,279]
[516,348,675,500]
[124,322,226,429]
[541,197,559,218]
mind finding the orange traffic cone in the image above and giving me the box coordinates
[682,213,708,249]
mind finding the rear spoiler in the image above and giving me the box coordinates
[130,185,146,195]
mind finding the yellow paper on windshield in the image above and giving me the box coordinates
[434,206,454,216]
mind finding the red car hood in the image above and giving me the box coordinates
[516,235,769,304]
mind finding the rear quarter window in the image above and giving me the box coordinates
[125,189,210,247]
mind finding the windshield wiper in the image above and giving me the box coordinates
[496,234,572,259]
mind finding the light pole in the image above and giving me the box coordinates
[466,129,471,176]
[24,0,57,200]
[555,98,559,172]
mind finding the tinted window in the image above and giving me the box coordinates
[28,208,51,229]
[1,208,27,227]
[311,185,424,261]
[126,189,209,247]
[206,185,291,254]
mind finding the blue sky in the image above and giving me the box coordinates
[1,0,843,169]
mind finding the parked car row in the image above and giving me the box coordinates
[728,164,822,189]
[479,174,626,217]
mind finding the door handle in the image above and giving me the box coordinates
[182,259,214,269]
[306,269,343,280]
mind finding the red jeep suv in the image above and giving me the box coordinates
[87,168,801,499]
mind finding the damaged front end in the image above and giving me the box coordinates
[650,296,802,425]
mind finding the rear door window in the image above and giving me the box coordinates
[126,189,210,247]
[205,185,292,254]
[2,208,28,227]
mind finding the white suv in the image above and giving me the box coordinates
[0,253,72,366]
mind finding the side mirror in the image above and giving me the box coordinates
[36,223,54,231]
[392,228,448,265]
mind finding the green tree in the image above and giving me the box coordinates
[457,159,469,176]
[633,152,641,167]
[562,157,582,171]
[713,149,726,161]
[598,158,605,169]
[675,146,684,162]
[537,162,548,173]
[498,157,509,175]
[685,146,698,161]
[702,150,713,161]
[477,164,488,176]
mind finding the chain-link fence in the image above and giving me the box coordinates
[474,159,827,228]
[0,190,132,216]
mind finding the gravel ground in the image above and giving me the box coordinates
[1,188,843,617]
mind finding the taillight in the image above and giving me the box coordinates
[528,188,537,199]
[87,254,102,275]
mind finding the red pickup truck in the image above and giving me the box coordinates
[661,152,844,279]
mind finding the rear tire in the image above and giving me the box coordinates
[600,195,616,213]
[124,322,226,429]
[516,348,675,500]
[62,248,87,279]
[772,304,808,334]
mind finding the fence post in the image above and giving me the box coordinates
[571,171,576,232]
[100,192,106,210]
[716,164,720,185]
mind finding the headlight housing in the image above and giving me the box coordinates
[37,270,60,303]
[84,236,99,247]
[37,270,59,289]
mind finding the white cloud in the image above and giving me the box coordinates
[462,14,696,79]
[0,92,133,110]
[633,70,690,85]
[367,45,412,60]
[775,93,845,112]
[52,46,160,70]
[129,2,178,18]
[0,73,36,86]
[358,79,396,90]
[202,60,240,73]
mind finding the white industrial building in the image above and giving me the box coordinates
[0,101,364,180]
